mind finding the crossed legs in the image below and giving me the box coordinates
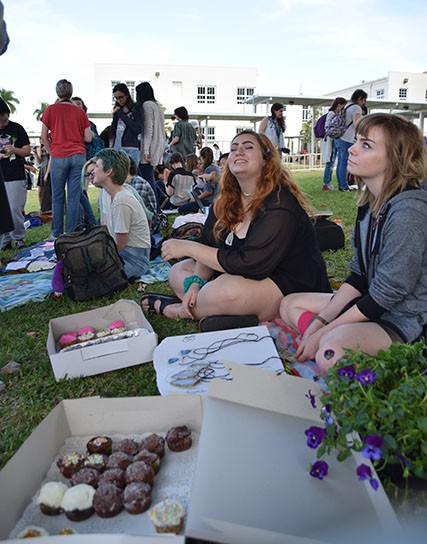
[280,292,393,371]
[144,258,283,322]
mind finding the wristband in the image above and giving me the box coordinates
[183,275,208,294]
[310,314,329,327]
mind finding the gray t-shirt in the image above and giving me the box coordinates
[110,189,151,249]
[341,103,362,143]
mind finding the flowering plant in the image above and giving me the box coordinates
[304,341,427,490]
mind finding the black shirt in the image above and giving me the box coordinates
[202,186,331,295]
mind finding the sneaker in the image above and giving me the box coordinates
[338,186,350,192]
[14,240,26,249]
[322,185,334,191]
[46,234,57,242]
[1,241,12,250]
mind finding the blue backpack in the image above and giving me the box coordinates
[314,113,328,138]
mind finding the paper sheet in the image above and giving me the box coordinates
[153,326,282,395]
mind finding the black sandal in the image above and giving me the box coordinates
[141,293,180,316]
[199,314,259,332]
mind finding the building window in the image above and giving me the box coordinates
[125,81,136,100]
[302,105,310,122]
[425,89,427,101]
[237,87,255,104]
[197,86,216,104]
[201,126,215,143]
[399,88,407,100]
[236,127,248,134]
[376,89,385,99]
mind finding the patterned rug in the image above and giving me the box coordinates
[0,270,54,312]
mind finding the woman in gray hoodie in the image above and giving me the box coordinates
[280,113,427,371]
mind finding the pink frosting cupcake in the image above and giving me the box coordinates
[59,332,78,349]
[109,320,126,334]
[77,326,95,342]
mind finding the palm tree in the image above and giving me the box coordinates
[33,102,49,121]
[0,88,20,113]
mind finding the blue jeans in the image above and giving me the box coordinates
[119,246,150,279]
[336,139,352,190]
[323,140,338,186]
[50,154,86,237]
[80,190,97,225]
[138,163,160,212]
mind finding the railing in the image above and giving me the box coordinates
[282,153,323,171]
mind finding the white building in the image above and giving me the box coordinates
[93,63,262,151]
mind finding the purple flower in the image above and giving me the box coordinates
[361,435,383,461]
[305,426,326,449]
[395,452,412,467]
[310,460,329,480]
[356,464,379,491]
[356,368,376,385]
[305,389,316,409]
[321,404,334,425]
[337,364,355,379]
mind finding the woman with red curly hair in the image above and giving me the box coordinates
[141,130,330,325]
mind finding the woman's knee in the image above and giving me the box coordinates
[168,259,195,292]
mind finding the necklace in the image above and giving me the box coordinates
[242,191,254,197]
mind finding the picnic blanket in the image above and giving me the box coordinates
[0,270,53,312]
[261,318,326,388]
[1,241,56,274]
[136,257,171,285]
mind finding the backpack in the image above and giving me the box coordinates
[325,104,353,139]
[167,221,204,243]
[314,113,328,138]
[54,224,128,301]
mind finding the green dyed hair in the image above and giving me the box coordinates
[95,148,130,185]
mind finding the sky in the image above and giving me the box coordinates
[1,0,426,133]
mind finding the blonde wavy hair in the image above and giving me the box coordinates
[355,114,427,216]
[213,130,312,240]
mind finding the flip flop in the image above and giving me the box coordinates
[199,314,259,333]
[141,293,181,316]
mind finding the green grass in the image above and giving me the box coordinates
[0,173,358,469]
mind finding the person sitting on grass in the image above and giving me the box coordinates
[163,152,195,209]
[92,148,151,279]
[141,130,331,326]
[279,113,427,372]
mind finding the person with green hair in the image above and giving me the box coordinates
[92,149,151,279]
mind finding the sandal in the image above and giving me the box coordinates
[199,314,259,333]
[141,293,180,316]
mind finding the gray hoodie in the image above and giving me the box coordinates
[346,189,427,342]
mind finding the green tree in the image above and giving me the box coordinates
[0,88,20,113]
[33,102,49,121]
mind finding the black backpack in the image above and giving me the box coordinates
[54,224,128,301]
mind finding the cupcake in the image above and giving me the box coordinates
[123,482,152,514]
[149,498,185,534]
[116,438,139,456]
[83,453,108,472]
[166,425,192,452]
[96,328,110,339]
[133,449,160,474]
[139,434,165,458]
[125,461,154,486]
[86,436,113,455]
[16,526,49,538]
[107,451,133,470]
[99,468,126,489]
[93,483,123,518]
[109,320,126,334]
[77,326,95,342]
[59,528,78,535]
[56,452,84,478]
[71,468,99,488]
[61,484,95,522]
[58,332,78,350]
[36,481,68,515]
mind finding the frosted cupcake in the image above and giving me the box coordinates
[77,326,95,342]
[36,481,69,515]
[149,498,185,534]
[109,320,126,334]
[96,328,110,339]
[58,332,78,349]
[16,526,49,538]
[61,484,95,521]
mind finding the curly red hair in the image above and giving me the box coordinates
[213,130,312,240]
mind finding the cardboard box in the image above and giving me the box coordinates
[0,395,202,542]
[47,299,158,380]
[186,363,402,544]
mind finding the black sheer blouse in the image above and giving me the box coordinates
[202,186,331,295]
